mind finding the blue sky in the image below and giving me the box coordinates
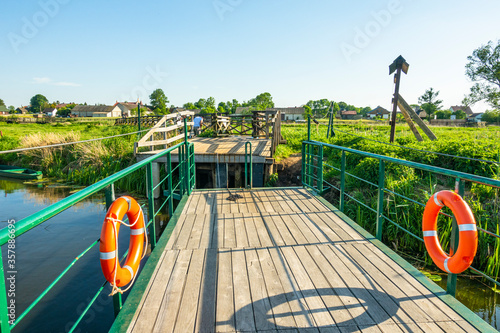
[1,0,499,112]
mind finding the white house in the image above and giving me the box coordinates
[43,108,58,117]
[71,105,122,117]
[367,106,391,119]
[469,113,483,122]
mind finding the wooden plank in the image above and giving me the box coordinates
[268,247,317,328]
[398,95,437,141]
[268,212,297,246]
[129,250,179,332]
[173,249,206,332]
[174,214,197,250]
[261,212,286,246]
[138,133,185,147]
[244,213,261,248]
[224,213,237,249]
[295,213,330,244]
[246,192,259,213]
[232,249,256,332]
[355,243,452,323]
[216,250,234,332]
[253,213,274,247]
[233,213,249,248]
[319,244,415,325]
[257,248,298,329]
[164,214,187,250]
[246,249,276,331]
[294,246,359,328]
[195,248,218,332]
[317,211,365,242]
[186,213,206,250]
[280,246,336,327]
[339,244,433,324]
[199,214,215,249]
[153,250,192,332]
[279,212,309,245]
[361,241,473,325]
[398,106,423,142]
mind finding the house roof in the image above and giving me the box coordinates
[368,106,390,114]
[0,105,9,112]
[235,106,305,114]
[43,108,57,113]
[450,105,473,114]
[114,102,150,111]
[72,105,116,113]
[17,106,28,113]
[341,110,358,115]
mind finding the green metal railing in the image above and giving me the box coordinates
[302,139,500,297]
[0,125,195,333]
[245,141,253,189]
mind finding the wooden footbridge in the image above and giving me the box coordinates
[111,188,490,332]
[2,120,498,333]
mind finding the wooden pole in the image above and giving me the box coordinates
[398,95,437,141]
[398,102,423,141]
[390,68,402,143]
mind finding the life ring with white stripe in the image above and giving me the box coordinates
[99,196,146,288]
[422,190,478,274]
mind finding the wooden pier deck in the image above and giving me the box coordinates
[116,188,488,332]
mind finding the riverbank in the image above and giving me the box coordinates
[0,121,142,193]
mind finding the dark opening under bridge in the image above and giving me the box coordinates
[1,124,499,332]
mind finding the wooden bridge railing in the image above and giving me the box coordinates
[115,115,164,127]
[134,111,194,155]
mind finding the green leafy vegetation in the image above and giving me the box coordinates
[281,121,500,281]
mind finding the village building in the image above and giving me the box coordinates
[367,106,391,119]
[71,105,122,117]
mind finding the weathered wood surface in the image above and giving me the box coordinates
[398,95,437,141]
[127,189,480,333]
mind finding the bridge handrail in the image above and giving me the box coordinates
[302,139,500,299]
[0,125,195,332]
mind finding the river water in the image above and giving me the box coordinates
[0,178,141,333]
[1,178,499,331]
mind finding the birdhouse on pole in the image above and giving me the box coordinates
[389,55,409,143]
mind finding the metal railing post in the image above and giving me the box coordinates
[376,160,385,241]
[318,145,324,193]
[340,151,346,212]
[245,142,253,189]
[167,153,174,218]
[146,163,156,249]
[178,145,185,197]
[105,184,122,316]
[0,247,11,333]
[189,143,195,193]
[301,142,306,187]
[183,118,190,195]
[447,178,464,297]
[104,184,115,210]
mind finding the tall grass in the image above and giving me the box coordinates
[288,122,500,282]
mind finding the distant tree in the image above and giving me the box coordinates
[481,109,500,123]
[196,97,217,114]
[463,40,500,109]
[229,99,241,113]
[303,105,313,118]
[337,101,348,110]
[248,92,274,110]
[359,106,372,117]
[57,107,71,117]
[149,89,169,114]
[452,110,467,119]
[0,99,5,106]
[418,88,443,117]
[435,110,452,119]
[30,94,49,113]
[183,102,196,109]
[332,102,340,117]
[8,106,15,114]
[306,99,330,117]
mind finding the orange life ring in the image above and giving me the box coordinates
[422,190,478,274]
[99,196,145,287]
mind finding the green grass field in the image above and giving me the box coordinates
[278,121,500,281]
